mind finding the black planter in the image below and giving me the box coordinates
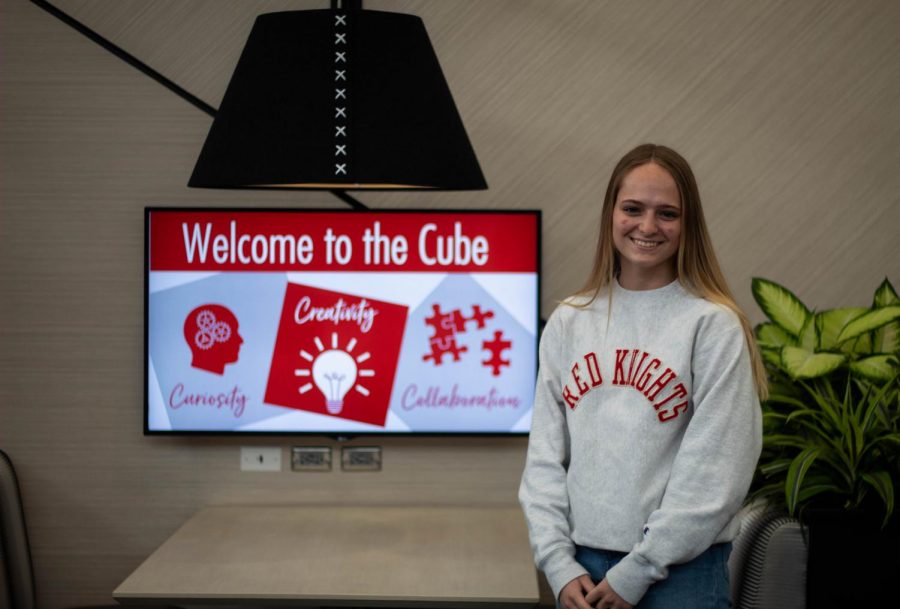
[805,507,899,608]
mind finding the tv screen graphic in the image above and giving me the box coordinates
[146,208,540,434]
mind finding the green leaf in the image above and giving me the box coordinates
[857,433,900,466]
[859,378,898,432]
[844,332,873,355]
[752,278,811,337]
[861,471,894,527]
[872,433,900,448]
[797,475,845,503]
[845,380,865,464]
[817,308,868,351]
[791,420,846,457]
[874,321,900,354]
[799,314,818,350]
[836,306,900,344]
[786,447,821,514]
[760,458,792,476]
[761,347,783,368]
[750,482,788,506]
[766,393,810,410]
[763,411,789,423]
[798,380,843,427]
[781,347,846,379]
[849,355,900,383]
[762,412,790,432]
[873,278,900,308]
[872,279,900,354]
[785,408,824,424]
[794,382,856,473]
[762,434,808,449]
[756,322,795,348]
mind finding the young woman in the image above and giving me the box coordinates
[519,144,767,609]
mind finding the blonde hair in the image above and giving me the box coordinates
[575,144,768,401]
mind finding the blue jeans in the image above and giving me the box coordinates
[572,542,732,609]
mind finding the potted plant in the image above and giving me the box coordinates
[748,277,900,608]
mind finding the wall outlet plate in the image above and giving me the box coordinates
[240,447,282,472]
[292,446,332,471]
[342,446,382,471]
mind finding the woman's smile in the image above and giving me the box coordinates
[629,237,664,249]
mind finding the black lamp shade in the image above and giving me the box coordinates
[188,10,487,190]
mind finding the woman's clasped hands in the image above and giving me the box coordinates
[560,575,633,609]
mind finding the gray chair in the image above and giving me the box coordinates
[0,450,149,609]
[0,449,36,609]
[729,501,807,609]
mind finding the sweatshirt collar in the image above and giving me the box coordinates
[612,276,684,302]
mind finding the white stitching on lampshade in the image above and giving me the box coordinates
[334,12,348,177]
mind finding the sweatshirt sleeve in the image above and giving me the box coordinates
[604,307,763,605]
[518,310,589,600]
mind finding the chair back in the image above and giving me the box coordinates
[729,501,807,609]
[0,450,35,609]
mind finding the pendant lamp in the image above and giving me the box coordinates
[188,7,487,190]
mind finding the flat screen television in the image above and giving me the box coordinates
[145,208,540,435]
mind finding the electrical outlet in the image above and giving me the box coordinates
[240,447,282,472]
[342,446,381,471]
[292,446,332,471]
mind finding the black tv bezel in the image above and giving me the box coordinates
[144,206,542,437]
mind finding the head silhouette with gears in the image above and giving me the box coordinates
[184,304,244,375]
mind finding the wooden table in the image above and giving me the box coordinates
[113,505,539,608]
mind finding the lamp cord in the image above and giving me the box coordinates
[29,0,368,210]
[31,0,216,117]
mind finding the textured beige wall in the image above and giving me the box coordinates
[2,0,899,606]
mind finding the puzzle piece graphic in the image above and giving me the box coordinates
[422,304,495,366]
[468,305,493,329]
[423,335,468,365]
[424,304,494,338]
[424,304,468,340]
[482,330,512,376]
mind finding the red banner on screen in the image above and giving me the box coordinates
[149,211,538,272]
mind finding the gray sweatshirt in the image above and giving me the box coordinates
[519,278,762,605]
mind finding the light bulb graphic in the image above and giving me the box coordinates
[312,349,357,414]
[295,332,375,416]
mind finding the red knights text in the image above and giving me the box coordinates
[562,348,689,422]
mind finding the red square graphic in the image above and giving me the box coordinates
[264,284,408,426]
